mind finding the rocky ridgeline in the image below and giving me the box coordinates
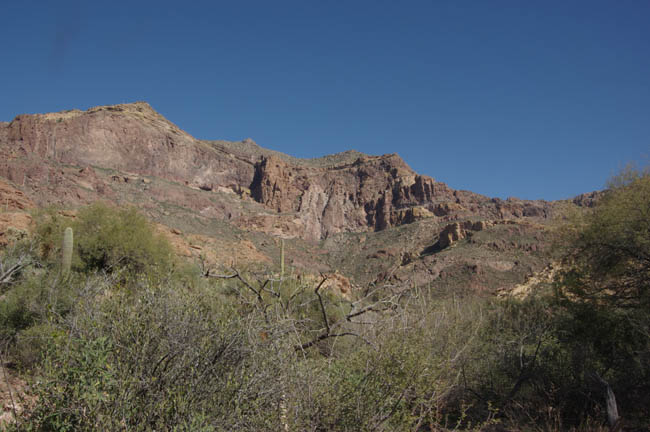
[0,102,581,296]
[0,102,553,241]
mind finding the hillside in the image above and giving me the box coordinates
[2,103,649,431]
[0,102,569,293]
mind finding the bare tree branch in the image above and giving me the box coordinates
[207,268,263,302]
[294,331,361,351]
[314,275,330,334]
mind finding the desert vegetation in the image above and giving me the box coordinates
[0,169,648,431]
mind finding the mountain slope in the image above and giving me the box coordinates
[0,102,569,293]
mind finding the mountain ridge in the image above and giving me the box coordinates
[0,101,577,294]
[0,101,555,240]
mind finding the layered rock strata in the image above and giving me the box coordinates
[0,102,553,240]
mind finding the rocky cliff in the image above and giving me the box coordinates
[0,102,570,295]
[0,102,553,241]
[0,102,255,192]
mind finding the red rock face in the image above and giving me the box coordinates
[248,152,553,239]
[0,103,256,191]
[0,102,554,241]
[0,179,34,211]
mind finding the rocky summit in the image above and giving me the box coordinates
[0,102,579,293]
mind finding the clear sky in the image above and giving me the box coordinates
[2,1,649,200]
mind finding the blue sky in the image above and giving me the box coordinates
[2,1,649,200]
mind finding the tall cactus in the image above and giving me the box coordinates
[280,238,285,279]
[62,227,73,276]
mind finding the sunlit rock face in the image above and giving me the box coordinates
[0,102,553,241]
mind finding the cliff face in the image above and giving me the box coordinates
[0,102,256,191]
[248,153,552,239]
[0,102,552,241]
[0,101,570,294]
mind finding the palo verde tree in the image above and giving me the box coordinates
[559,166,649,309]
[554,165,650,428]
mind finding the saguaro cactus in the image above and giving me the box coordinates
[62,227,73,275]
[280,238,285,279]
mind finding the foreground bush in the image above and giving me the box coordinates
[35,202,174,276]
[1,192,648,430]
[12,275,292,431]
[552,167,650,428]
[6,269,646,431]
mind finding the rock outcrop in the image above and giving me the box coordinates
[0,179,34,211]
[0,102,555,241]
[436,220,494,249]
[0,102,589,296]
[572,191,602,207]
[0,102,256,193]
[248,152,554,239]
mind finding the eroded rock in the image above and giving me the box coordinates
[1,102,557,242]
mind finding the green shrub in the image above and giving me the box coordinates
[552,167,650,427]
[26,334,117,431]
[13,322,64,371]
[18,275,289,431]
[33,207,70,263]
[0,288,35,342]
[0,271,77,361]
[35,203,175,276]
[73,203,174,275]
[558,167,650,310]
